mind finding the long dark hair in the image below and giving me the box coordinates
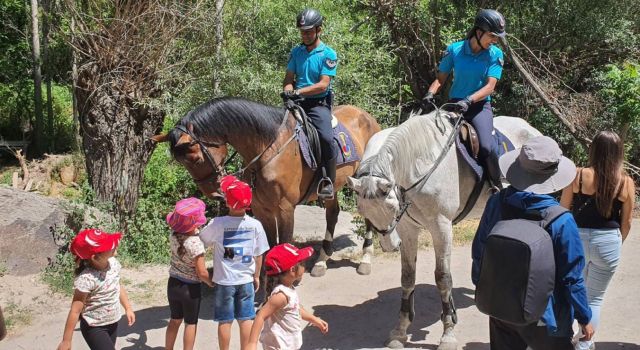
[589,130,625,217]
[173,232,188,259]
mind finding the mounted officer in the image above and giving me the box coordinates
[423,9,507,190]
[282,8,339,200]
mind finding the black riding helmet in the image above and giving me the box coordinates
[296,8,323,30]
[474,9,506,37]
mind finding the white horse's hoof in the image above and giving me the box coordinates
[310,264,327,277]
[385,338,406,349]
[437,337,458,350]
[356,262,372,275]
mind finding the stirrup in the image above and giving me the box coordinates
[317,177,334,200]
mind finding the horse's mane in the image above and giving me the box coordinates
[169,97,286,150]
[358,110,454,196]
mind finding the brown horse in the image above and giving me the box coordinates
[152,97,381,277]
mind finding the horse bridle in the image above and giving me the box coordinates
[355,109,464,236]
[173,124,228,185]
[173,106,295,188]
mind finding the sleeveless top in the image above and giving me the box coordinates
[260,284,302,350]
[572,169,623,229]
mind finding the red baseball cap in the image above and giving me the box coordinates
[220,175,252,210]
[265,243,315,276]
[70,229,122,260]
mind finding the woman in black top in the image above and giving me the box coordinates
[561,131,636,349]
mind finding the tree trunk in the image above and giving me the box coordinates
[42,0,54,152]
[30,0,44,156]
[75,70,165,221]
[70,14,81,150]
[212,0,225,96]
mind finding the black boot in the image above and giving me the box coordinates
[318,157,337,200]
[485,153,503,191]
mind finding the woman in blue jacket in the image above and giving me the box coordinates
[423,9,506,189]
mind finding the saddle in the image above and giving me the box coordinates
[458,120,480,160]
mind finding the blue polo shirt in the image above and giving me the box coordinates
[286,42,338,99]
[438,40,503,101]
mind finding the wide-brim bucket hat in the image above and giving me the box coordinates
[166,197,207,233]
[499,136,576,194]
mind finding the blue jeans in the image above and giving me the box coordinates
[213,282,255,323]
[578,227,622,342]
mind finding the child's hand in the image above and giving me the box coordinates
[57,340,71,350]
[311,316,328,334]
[253,276,260,292]
[126,308,136,326]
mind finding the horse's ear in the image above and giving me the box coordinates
[347,176,361,193]
[151,133,169,143]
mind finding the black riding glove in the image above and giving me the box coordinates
[282,89,300,100]
[421,92,435,110]
[454,97,472,113]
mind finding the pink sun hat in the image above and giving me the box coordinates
[166,197,207,233]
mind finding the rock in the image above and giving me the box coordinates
[0,186,66,275]
[59,166,75,185]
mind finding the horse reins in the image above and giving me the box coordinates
[358,108,464,236]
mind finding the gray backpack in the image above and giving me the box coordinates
[475,205,568,326]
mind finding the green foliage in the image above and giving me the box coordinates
[593,62,640,164]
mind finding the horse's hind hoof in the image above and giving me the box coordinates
[385,339,406,349]
[310,264,327,277]
[357,262,372,275]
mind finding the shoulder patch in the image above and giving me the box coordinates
[325,58,337,68]
[498,58,504,66]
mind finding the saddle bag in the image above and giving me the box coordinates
[475,205,568,325]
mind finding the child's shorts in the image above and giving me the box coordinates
[213,282,255,323]
[167,276,202,325]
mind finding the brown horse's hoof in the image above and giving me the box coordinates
[310,264,327,277]
[356,262,372,275]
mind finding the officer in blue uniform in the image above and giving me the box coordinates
[423,9,507,189]
[282,8,339,200]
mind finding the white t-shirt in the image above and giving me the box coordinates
[200,215,270,285]
[260,284,303,350]
[169,233,206,283]
[74,257,122,327]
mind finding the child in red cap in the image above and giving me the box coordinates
[247,243,328,350]
[165,197,213,350]
[200,175,270,350]
[57,229,135,350]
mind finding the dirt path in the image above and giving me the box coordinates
[2,213,639,350]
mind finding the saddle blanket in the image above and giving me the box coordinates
[455,128,514,181]
[298,121,360,170]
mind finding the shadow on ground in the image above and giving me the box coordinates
[460,341,640,350]
[301,284,476,350]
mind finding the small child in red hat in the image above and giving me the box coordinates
[246,243,328,350]
[200,175,270,350]
[165,197,213,350]
[57,229,135,350]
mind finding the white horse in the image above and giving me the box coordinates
[347,110,541,349]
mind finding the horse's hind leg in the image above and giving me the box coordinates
[311,197,339,277]
[428,215,458,350]
[386,223,419,349]
[356,219,374,275]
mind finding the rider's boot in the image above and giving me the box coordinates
[318,156,337,200]
[486,152,503,192]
